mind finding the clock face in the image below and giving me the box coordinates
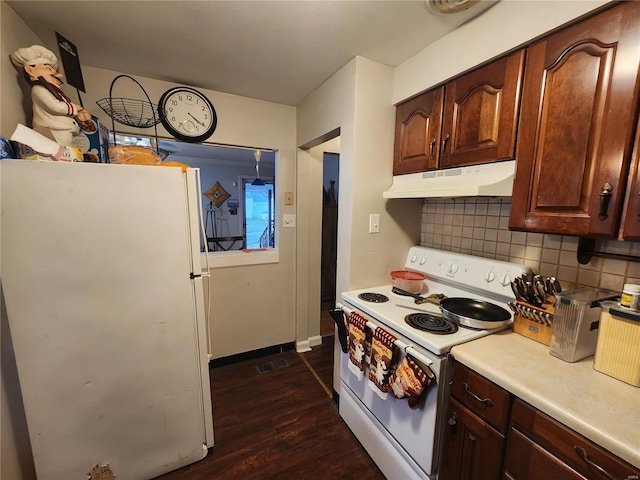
[158,87,217,143]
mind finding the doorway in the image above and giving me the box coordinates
[321,151,339,313]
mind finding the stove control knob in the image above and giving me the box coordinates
[419,256,427,265]
[410,254,417,263]
[500,274,511,286]
[448,262,458,274]
[484,271,495,283]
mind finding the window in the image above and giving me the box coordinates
[244,180,275,248]
[109,135,277,255]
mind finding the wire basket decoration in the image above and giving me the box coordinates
[96,97,158,129]
[96,74,163,155]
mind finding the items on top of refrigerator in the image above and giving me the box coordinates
[0,138,15,159]
[10,123,82,161]
[108,145,162,165]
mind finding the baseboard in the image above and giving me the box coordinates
[296,339,312,353]
[209,342,296,368]
[308,334,323,347]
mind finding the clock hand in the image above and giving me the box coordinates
[188,112,205,127]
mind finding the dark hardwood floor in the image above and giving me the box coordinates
[154,328,384,480]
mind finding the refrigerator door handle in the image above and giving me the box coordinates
[190,272,211,279]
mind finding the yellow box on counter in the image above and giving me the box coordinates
[594,301,640,387]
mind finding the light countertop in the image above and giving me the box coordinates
[450,330,640,469]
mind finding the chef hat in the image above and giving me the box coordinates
[10,45,58,70]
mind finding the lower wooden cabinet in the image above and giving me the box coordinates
[442,362,640,480]
[441,362,510,480]
[507,399,640,480]
[441,397,506,480]
[505,428,588,480]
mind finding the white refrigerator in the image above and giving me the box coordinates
[1,160,214,479]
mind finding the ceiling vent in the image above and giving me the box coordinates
[425,0,498,16]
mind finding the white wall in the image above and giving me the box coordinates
[298,57,421,297]
[297,56,423,390]
[393,0,610,103]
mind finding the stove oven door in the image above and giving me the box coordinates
[338,305,448,480]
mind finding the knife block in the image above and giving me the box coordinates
[512,299,554,346]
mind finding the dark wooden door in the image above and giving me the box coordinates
[439,50,524,169]
[321,188,338,308]
[441,397,505,480]
[393,87,444,175]
[509,2,640,236]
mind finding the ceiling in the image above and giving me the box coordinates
[7,0,498,107]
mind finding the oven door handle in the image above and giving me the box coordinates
[336,303,353,317]
[395,340,434,367]
[337,303,434,367]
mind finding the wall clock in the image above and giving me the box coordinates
[158,86,217,143]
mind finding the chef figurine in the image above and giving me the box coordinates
[10,45,91,148]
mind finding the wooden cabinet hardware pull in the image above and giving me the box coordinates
[598,183,613,221]
[462,382,493,407]
[429,137,436,159]
[448,411,458,437]
[441,134,450,157]
[574,446,615,480]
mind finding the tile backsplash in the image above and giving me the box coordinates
[420,198,640,293]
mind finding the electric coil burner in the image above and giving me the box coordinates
[405,312,458,334]
[358,292,389,303]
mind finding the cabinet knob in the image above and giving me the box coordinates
[448,411,458,437]
[441,134,450,158]
[598,183,613,221]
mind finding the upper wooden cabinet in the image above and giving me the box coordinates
[440,51,524,169]
[509,2,640,236]
[619,112,640,240]
[393,86,443,174]
[393,51,524,175]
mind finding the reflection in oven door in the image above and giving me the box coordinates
[338,305,450,480]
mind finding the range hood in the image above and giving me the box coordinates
[383,160,516,198]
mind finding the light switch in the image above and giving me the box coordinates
[285,192,294,205]
[369,214,380,233]
[283,214,296,228]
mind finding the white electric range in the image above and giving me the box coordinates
[337,246,531,479]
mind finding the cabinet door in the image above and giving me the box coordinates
[510,2,640,236]
[440,50,524,169]
[510,399,640,480]
[505,428,588,480]
[393,87,444,175]
[441,397,505,480]
[619,113,640,240]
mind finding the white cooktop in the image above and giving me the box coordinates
[341,247,531,355]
